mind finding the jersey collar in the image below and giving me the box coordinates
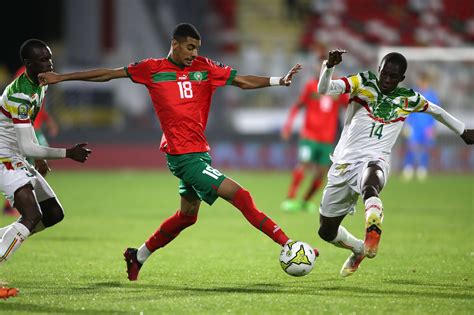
[24,72,40,87]
[167,56,185,69]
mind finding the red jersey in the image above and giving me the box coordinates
[298,79,348,143]
[126,56,236,154]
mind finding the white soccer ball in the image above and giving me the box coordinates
[279,241,316,277]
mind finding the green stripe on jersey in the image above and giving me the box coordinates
[226,70,237,85]
[152,72,177,82]
[189,71,208,81]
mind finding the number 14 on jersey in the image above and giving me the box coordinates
[369,122,384,139]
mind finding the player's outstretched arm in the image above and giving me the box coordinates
[16,126,91,162]
[460,129,474,144]
[232,64,302,89]
[318,49,347,95]
[38,68,127,86]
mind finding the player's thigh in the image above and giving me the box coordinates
[175,155,226,205]
[1,161,35,206]
[319,165,358,217]
[314,142,334,167]
[297,139,314,163]
[29,170,57,203]
[356,159,390,194]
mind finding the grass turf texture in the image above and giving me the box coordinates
[0,171,472,314]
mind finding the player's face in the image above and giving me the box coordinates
[172,37,201,67]
[378,61,404,94]
[26,46,54,78]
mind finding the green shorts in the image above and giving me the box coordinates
[166,152,226,205]
[298,139,333,166]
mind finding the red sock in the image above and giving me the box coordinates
[287,168,304,199]
[232,188,289,246]
[145,210,198,252]
[303,177,323,201]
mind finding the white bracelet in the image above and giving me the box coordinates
[269,77,281,86]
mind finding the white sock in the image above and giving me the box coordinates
[137,244,152,264]
[0,224,13,239]
[330,226,364,254]
[365,197,384,222]
[0,222,30,263]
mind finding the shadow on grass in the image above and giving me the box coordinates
[69,279,473,302]
[0,302,128,314]
[384,278,473,290]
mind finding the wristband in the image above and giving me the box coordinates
[269,77,281,86]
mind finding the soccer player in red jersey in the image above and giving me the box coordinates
[39,23,316,281]
[281,77,348,213]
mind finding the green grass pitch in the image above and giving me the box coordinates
[0,170,473,314]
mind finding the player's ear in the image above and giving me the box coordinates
[23,59,32,67]
[171,39,179,49]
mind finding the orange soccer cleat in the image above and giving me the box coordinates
[0,287,19,299]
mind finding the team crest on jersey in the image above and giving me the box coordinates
[17,104,30,120]
[193,71,202,82]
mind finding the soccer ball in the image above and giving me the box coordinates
[279,241,316,277]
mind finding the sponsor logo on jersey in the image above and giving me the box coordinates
[178,74,188,80]
[17,104,30,120]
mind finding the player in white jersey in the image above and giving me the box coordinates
[316,49,474,277]
[0,39,91,269]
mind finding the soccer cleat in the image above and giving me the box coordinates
[313,247,320,257]
[0,287,18,299]
[301,201,317,213]
[340,252,365,277]
[123,248,142,281]
[281,199,302,212]
[364,209,383,259]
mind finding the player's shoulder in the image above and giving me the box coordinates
[129,58,165,69]
[193,56,229,69]
[4,74,37,102]
[345,70,376,84]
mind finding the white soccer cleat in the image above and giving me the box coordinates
[364,208,383,259]
[340,251,366,277]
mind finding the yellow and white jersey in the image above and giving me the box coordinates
[0,74,46,160]
[318,62,464,164]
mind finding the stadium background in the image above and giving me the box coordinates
[1,0,473,172]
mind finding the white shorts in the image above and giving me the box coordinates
[319,159,390,218]
[0,157,56,206]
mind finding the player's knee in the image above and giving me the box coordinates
[39,198,65,227]
[362,185,379,200]
[43,208,64,227]
[318,226,337,243]
[178,211,198,227]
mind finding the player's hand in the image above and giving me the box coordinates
[281,64,302,86]
[38,72,61,86]
[34,159,51,177]
[327,49,347,68]
[460,129,474,144]
[66,143,92,163]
